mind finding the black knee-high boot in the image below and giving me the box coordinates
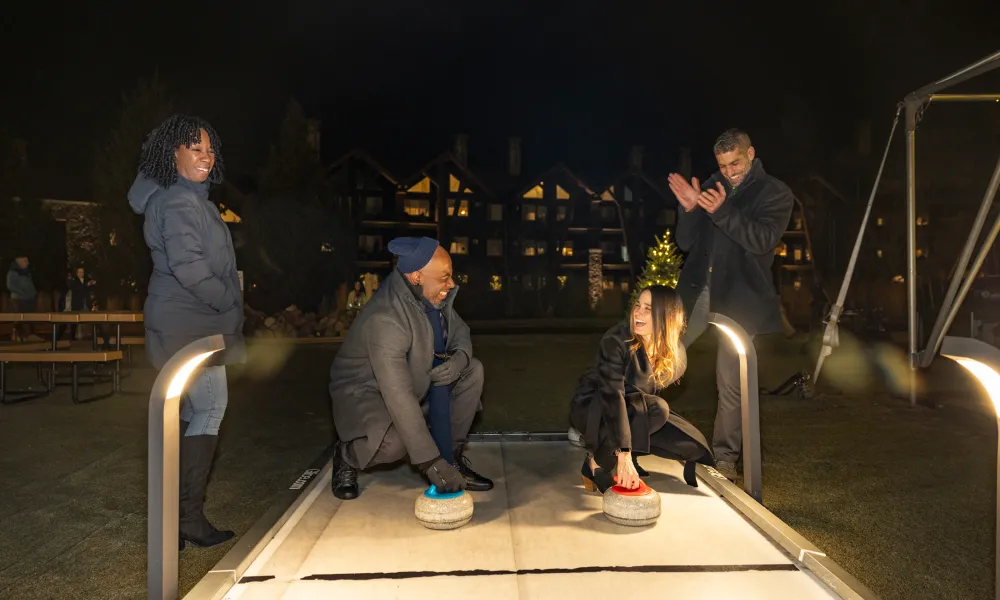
[179,429,233,550]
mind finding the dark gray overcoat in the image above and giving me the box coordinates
[329,270,474,468]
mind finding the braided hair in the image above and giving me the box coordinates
[137,114,226,188]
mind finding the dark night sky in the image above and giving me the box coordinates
[3,0,1000,198]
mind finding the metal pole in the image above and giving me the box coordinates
[928,210,1000,350]
[928,94,1000,103]
[910,49,1000,98]
[905,100,920,407]
[148,335,224,600]
[812,105,903,384]
[708,313,761,503]
[921,155,1000,366]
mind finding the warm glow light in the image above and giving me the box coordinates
[712,322,746,355]
[166,351,220,399]
[944,355,1000,417]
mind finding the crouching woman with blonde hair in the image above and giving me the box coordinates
[569,285,715,493]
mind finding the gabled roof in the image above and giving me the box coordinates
[401,152,495,197]
[599,169,672,204]
[324,148,399,186]
[515,162,598,199]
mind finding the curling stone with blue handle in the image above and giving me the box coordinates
[602,480,660,527]
[414,485,474,530]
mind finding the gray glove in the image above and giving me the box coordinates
[422,457,466,493]
[429,351,470,386]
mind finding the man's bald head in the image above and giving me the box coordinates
[403,246,455,306]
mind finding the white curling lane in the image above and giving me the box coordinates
[196,442,867,600]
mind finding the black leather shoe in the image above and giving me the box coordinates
[580,456,616,494]
[179,433,235,549]
[331,443,360,500]
[453,454,493,491]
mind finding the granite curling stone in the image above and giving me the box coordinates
[602,480,660,527]
[414,485,474,530]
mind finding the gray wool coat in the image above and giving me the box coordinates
[329,269,474,468]
[128,174,245,370]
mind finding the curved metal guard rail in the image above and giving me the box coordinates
[706,313,762,503]
[148,335,226,600]
[939,335,1000,600]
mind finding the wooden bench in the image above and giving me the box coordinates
[0,340,71,352]
[0,350,124,404]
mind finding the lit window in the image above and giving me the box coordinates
[621,246,629,262]
[523,183,544,199]
[892,275,904,283]
[561,241,574,257]
[489,204,503,221]
[776,242,787,257]
[404,198,430,217]
[457,199,469,217]
[794,217,803,230]
[109,230,118,247]
[487,239,503,256]
[537,242,547,256]
[620,280,629,292]
[449,174,461,193]
[557,206,567,221]
[602,277,615,291]
[456,274,468,285]
[793,248,803,262]
[917,216,929,226]
[320,242,333,253]
[449,237,469,255]
[490,275,503,291]
[916,248,925,257]
[876,249,883,258]
[876,217,884,226]
[557,275,567,289]
[447,198,455,216]
[523,241,536,257]
[805,248,811,261]
[407,177,432,194]
[523,204,537,221]
[601,188,614,201]
[556,185,571,200]
[793,280,802,290]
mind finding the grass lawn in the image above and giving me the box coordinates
[0,329,994,599]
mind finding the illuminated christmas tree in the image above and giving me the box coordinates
[631,230,683,306]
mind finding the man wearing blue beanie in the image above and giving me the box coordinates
[328,236,492,500]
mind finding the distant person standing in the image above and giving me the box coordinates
[668,129,794,481]
[6,254,37,341]
[128,115,244,550]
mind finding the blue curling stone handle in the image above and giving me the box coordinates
[424,485,464,500]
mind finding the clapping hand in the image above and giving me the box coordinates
[667,173,701,212]
[697,182,728,214]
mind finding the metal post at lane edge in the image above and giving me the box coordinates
[708,312,762,503]
[148,335,225,600]
[940,335,1000,600]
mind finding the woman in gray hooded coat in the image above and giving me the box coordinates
[128,115,244,549]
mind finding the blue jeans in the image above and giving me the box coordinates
[181,365,228,436]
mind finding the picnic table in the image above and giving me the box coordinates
[0,312,142,395]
